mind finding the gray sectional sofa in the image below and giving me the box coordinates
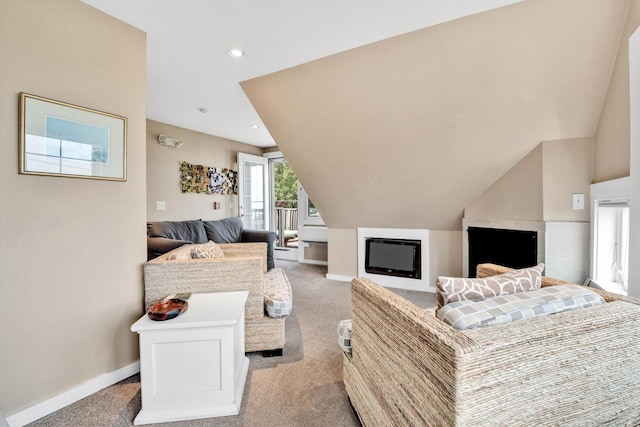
[147,217,277,269]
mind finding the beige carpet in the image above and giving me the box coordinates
[27,260,436,427]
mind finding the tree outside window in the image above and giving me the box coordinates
[274,162,297,208]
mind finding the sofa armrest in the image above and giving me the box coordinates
[144,254,264,319]
[349,277,479,426]
[242,229,277,270]
[218,242,267,273]
[147,236,192,260]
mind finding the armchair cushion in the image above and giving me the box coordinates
[437,284,605,330]
[263,268,293,318]
[436,263,544,309]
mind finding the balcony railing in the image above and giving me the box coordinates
[275,207,298,247]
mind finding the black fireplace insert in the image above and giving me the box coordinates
[467,227,537,277]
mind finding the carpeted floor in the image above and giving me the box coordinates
[27,260,436,427]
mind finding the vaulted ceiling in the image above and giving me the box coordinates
[241,0,630,230]
[81,0,520,147]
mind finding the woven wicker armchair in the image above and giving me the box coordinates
[344,264,640,426]
[144,242,285,354]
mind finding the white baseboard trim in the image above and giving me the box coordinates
[325,273,353,282]
[6,361,140,427]
[300,260,328,266]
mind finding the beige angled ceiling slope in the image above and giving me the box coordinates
[241,0,630,230]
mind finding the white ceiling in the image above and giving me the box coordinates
[81,0,521,147]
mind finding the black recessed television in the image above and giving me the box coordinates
[365,238,421,279]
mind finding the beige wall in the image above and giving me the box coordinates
[629,25,640,298]
[594,0,640,182]
[0,0,147,417]
[542,137,594,222]
[146,120,263,222]
[428,231,463,281]
[465,138,593,223]
[327,228,358,278]
[465,144,543,221]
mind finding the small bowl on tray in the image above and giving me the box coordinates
[148,298,189,321]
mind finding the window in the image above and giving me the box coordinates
[593,201,629,295]
[298,184,324,226]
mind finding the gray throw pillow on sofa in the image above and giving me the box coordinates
[203,217,244,243]
[147,220,207,244]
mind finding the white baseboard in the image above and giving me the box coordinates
[299,259,328,266]
[6,361,140,427]
[325,273,353,282]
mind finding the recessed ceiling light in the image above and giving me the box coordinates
[227,48,246,58]
[249,124,260,129]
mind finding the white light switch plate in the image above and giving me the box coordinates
[156,201,166,211]
[572,193,584,210]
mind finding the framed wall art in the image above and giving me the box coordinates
[19,93,127,181]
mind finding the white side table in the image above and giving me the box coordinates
[131,291,249,425]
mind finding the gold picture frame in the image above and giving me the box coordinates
[19,93,127,181]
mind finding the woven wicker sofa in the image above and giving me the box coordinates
[144,242,290,355]
[344,264,640,426]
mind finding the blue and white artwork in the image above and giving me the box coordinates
[45,116,110,164]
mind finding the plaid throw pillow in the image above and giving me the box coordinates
[437,284,605,330]
[436,263,544,309]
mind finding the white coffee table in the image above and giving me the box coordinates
[131,291,249,425]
